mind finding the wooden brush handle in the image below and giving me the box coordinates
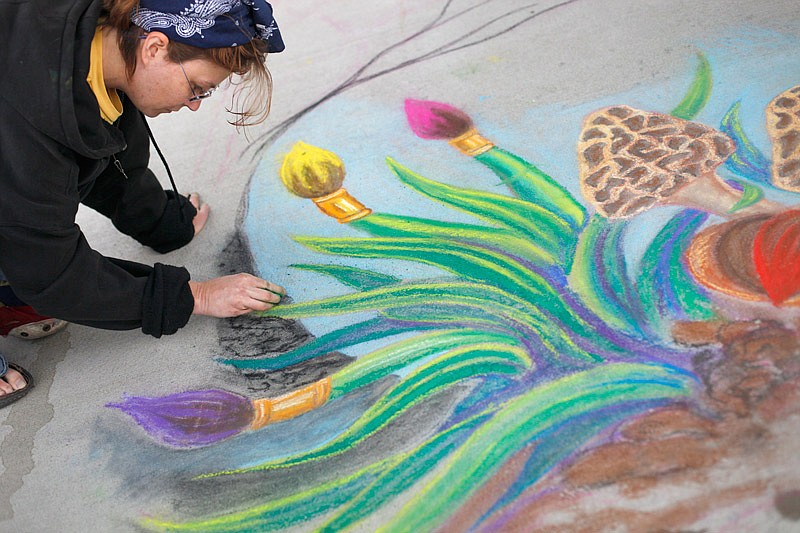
[448,127,494,156]
[250,377,332,430]
[312,188,372,223]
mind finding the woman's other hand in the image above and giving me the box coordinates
[188,192,211,236]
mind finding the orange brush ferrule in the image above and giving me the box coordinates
[312,188,372,223]
[448,127,494,157]
[250,377,332,430]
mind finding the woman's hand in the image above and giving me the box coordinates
[189,274,286,317]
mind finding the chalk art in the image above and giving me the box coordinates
[106,43,800,530]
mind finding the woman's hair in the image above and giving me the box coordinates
[101,0,274,127]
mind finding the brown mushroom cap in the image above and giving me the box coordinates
[686,214,771,303]
[685,212,800,307]
[766,85,800,192]
[577,105,736,218]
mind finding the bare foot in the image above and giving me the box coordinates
[188,193,211,236]
[0,368,27,396]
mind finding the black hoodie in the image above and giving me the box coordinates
[0,0,197,337]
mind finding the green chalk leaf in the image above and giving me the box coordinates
[382,363,695,533]
[318,413,492,532]
[214,346,531,473]
[264,281,596,363]
[727,179,765,213]
[720,100,772,184]
[291,235,614,356]
[474,147,587,231]
[386,157,575,258]
[670,52,712,120]
[219,317,439,371]
[351,213,557,266]
[145,415,491,533]
[290,263,400,290]
[637,210,715,326]
[293,235,557,302]
[332,329,531,398]
[569,215,641,334]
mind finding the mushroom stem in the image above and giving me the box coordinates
[665,172,783,218]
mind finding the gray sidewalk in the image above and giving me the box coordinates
[2,1,800,531]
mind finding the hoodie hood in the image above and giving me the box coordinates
[0,0,124,158]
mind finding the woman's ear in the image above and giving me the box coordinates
[139,31,170,67]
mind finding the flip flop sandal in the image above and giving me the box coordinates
[0,363,34,409]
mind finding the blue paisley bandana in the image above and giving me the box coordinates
[132,0,285,51]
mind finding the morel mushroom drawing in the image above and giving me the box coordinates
[766,85,800,192]
[577,105,780,219]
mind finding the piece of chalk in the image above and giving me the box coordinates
[262,288,284,297]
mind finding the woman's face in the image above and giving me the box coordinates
[125,33,231,117]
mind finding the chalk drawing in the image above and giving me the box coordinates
[104,26,800,531]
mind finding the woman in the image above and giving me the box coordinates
[0,0,286,407]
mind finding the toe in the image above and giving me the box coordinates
[3,368,27,391]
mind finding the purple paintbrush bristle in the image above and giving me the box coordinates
[107,389,255,449]
[404,98,474,140]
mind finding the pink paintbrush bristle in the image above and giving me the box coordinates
[404,99,473,140]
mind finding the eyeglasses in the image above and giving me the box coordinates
[178,60,216,102]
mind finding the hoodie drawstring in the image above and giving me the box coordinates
[141,112,180,196]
